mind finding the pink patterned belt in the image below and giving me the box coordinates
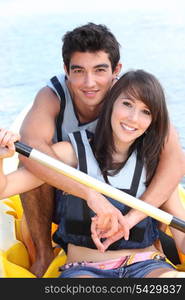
[60,251,166,271]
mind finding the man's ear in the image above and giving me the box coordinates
[64,64,69,78]
[113,63,122,79]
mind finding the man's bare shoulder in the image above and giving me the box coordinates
[19,86,60,142]
[33,86,60,114]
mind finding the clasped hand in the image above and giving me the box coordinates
[87,192,131,252]
[91,214,131,252]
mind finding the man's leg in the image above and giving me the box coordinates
[20,183,55,277]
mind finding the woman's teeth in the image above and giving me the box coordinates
[122,124,136,131]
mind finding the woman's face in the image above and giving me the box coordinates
[111,93,152,149]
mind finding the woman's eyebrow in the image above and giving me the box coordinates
[119,95,133,101]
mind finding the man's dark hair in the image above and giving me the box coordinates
[62,22,120,73]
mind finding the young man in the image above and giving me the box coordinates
[19,23,184,277]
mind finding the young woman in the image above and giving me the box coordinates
[0,70,185,278]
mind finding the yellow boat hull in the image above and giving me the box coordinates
[0,195,66,278]
[0,187,185,277]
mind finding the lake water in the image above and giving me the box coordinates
[0,0,185,184]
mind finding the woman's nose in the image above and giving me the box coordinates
[128,109,139,122]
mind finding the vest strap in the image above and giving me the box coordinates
[158,229,180,265]
[72,131,92,223]
[129,150,143,196]
[50,76,66,141]
[121,150,144,197]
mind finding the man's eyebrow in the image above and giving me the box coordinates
[94,64,109,68]
[70,63,110,70]
[70,65,83,70]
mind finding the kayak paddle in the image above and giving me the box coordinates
[15,141,185,233]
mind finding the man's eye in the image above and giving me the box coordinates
[96,68,106,72]
[73,69,83,73]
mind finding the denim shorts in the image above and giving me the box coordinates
[59,259,175,278]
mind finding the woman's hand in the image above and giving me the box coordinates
[87,190,130,251]
[91,215,131,252]
[91,214,131,252]
[0,128,20,158]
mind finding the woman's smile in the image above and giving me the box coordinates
[120,122,137,132]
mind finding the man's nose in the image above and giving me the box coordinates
[84,73,96,87]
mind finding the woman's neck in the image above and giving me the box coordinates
[112,141,133,164]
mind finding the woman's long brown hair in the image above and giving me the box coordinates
[93,70,169,186]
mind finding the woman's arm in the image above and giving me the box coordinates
[0,128,79,199]
[0,128,78,199]
[0,128,19,196]
[0,127,130,246]
[0,167,43,199]
[0,128,43,199]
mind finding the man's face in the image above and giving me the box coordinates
[65,51,121,111]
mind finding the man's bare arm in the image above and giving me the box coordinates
[160,188,185,254]
[125,123,185,228]
[19,86,97,201]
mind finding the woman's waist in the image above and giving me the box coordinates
[67,243,164,264]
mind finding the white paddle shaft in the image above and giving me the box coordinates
[15,141,185,232]
[31,148,172,224]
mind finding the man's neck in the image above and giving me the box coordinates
[74,104,100,123]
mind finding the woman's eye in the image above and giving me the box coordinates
[143,109,151,115]
[123,101,132,107]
